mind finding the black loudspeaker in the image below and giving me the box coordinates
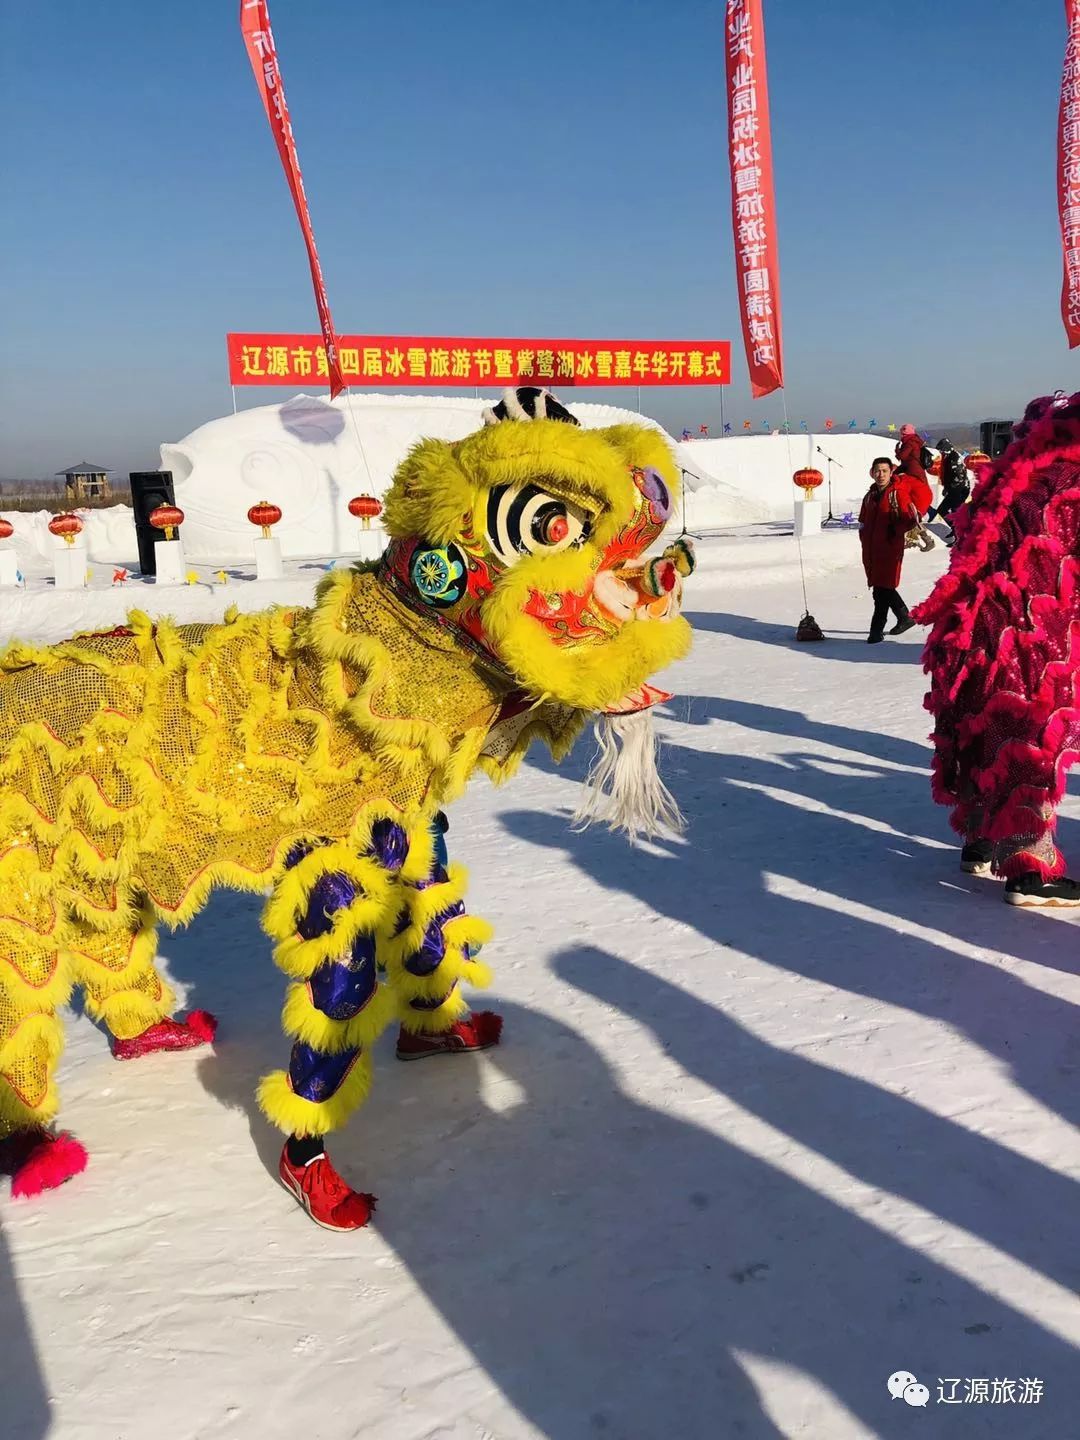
[980,420,1015,459]
[129,471,175,576]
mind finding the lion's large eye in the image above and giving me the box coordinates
[486,483,591,566]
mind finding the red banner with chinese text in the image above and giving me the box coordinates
[240,1,345,396]
[1060,0,1080,347]
[725,0,784,398]
[226,335,731,388]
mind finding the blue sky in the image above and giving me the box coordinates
[0,0,1074,475]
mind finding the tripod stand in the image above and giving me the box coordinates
[815,444,846,525]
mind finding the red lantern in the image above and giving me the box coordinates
[348,495,383,530]
[48,512,83,547]
[792,467,824,499]
[247,500,282,540]
[0,518,13,541]
[149,503,185,541]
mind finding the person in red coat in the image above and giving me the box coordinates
[859,456,925,642]
[894,423,935,515]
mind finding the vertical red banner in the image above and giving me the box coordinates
[1059,0,1080,348]
[724,0,784,398]
[240,0,346,396]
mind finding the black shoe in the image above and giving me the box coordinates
[961,840,994,876]
[1004,872,1080,907]
[889,615,916,636]
[867,631,885,644]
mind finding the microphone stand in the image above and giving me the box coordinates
[815,444,845,525]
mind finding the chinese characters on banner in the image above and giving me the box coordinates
[1059,0,1080,347]
[725,0,784,398]
[240,1,345,396]
[226,335,732,388]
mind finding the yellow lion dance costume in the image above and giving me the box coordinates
[0,390,693,1227]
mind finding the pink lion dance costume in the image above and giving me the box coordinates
[914,391,1080,906]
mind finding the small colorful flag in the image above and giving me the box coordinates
[888,422,897,432]
[847,419,857,430]
[699,423,709,437]
[869,418,878,428]
[215,569,229,585]
[761,419,770,430]
[781,421,790,434]
[799,420,808,431]
[743,419,751,430]
[723,422,732,435]
[825,418,834,430]
[112,567,129,585]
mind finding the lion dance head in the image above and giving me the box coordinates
[378,388,695,838]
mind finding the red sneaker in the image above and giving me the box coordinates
[112,1010,217,1061]
[0,1129,88,1199]
[396,1010,503,1061]
[278,1144,376,1231]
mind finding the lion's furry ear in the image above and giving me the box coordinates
[381,438,473,544]
[595,424,680,496]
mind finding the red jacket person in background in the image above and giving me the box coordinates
[859,455,927,643]
[894,423,935,515]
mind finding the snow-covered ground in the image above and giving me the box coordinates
[2,527,1079,1440]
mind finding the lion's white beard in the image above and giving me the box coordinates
[572,708,686,842]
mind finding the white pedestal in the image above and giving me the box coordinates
[0,550,19,586]
[55,545,87,590]
[253,535,284,581]
[154,537,186,586]
[355,528,385,564]
[793,498,823,537]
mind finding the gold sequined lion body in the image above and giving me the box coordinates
[0,396,693,1197]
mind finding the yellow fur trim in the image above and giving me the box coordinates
[261,847,395,978]
[396,987,470,1034]
[257,1053,373,1137]
[280,979,397,1054]
[0,1012,64,1127]
[0,1077,60,1131]
[400,822,436,885]
[65,910,159,993]
[595,424,680,492]
[380,862,471,966]
[386,942,493,1004]
[443,914,495,954]
[0,1011,64,1070]
[0,952,73,1018]
[88,986,175,1040]
[381,438,476,545]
